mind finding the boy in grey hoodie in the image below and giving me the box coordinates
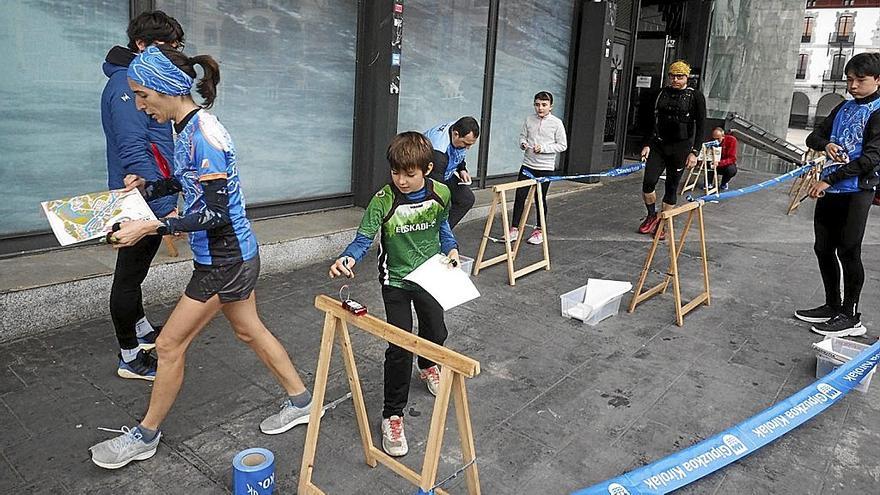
[510,91,568,245]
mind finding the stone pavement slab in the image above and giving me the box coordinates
[1,169,879,494]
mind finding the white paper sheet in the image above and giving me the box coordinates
[403,254,480,310]
[583,278,632,308]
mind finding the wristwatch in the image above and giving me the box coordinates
[690,148,700,157]
[155,220,170,236]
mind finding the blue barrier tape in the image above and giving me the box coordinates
[573,338,880,495]
[688,162,816,203]
[521,161,646,183]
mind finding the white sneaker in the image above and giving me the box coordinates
[526,229,544,245]
[381,415,408,457]
[419,365,441,396]
[508,228,519,242]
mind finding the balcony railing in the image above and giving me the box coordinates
[823,70,846,81]
[796,71,807,80]
[829,32,855,45]
[801,34,812,43]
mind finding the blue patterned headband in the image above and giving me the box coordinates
[127,45,193,96]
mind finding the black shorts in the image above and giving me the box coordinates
[184,255,260,303]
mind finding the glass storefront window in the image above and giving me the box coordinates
[397,1,488,168]
[0,1,129,235]
[156,0,357,203]
[486,2,575,176]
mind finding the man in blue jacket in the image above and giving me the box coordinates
[101,11,184,381]
[424,117,480,228]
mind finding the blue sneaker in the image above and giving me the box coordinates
[137,325,162,351]
[117,349,157,381]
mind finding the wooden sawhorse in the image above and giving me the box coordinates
[628,201,711,326]
[681,143,721,197]
[787,155,825,215]
[298,295,481,495]
[472,179,550,286]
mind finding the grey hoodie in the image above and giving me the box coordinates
[519,113,567,171]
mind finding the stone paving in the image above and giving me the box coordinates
[1,169,879,494]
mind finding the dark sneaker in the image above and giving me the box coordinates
[90,425,161,469]
[117,349,157,381]
[811,313,866,337]
[137,325,162,351]
[720,183,729,191]
[794,304,839,324]
[638,215,659,234]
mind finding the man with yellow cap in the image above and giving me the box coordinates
[637,60,706,236]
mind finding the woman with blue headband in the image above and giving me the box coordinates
[90,45,317,469]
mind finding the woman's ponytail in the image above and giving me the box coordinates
[190,55,220,109]
[156,45,221,108]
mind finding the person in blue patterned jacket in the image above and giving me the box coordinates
[90,45,316,470]
[796,52,880,337]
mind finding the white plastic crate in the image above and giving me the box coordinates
[812,337,876,394]
[560,279,632,326]
[458,255,474,276]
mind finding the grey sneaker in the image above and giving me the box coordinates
[260,399,322,435]
[381,415,408,457]
[90,426,160,469]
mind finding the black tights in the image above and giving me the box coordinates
[110,235,162,349]
[642,140,692,207]
[813,190,873,316]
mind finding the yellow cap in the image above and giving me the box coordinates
[668,60,691,76]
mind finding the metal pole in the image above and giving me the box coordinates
[476,0,500,189]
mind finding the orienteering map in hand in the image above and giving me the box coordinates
[41,189,156,246]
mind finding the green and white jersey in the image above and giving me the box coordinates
[357,179,452,288]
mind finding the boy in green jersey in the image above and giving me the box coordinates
[330,132,460,457]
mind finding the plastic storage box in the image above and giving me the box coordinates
[560,279,632,326]
[812,337,876,394]
[458,255,474,276]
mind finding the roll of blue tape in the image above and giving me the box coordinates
[233,448,275,495]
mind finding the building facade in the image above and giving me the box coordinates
[0,0,809,254]
[791,0,880,129]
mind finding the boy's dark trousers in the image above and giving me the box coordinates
[512,166,553,228]
[813,190,873,315]
[381,285,448,418]
[110,235,162,350]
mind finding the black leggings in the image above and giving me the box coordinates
[814,190,873,316]
[512,166,552,228]
[642,140,692,206]
[110,235,162,349]
[381,285,448,418]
